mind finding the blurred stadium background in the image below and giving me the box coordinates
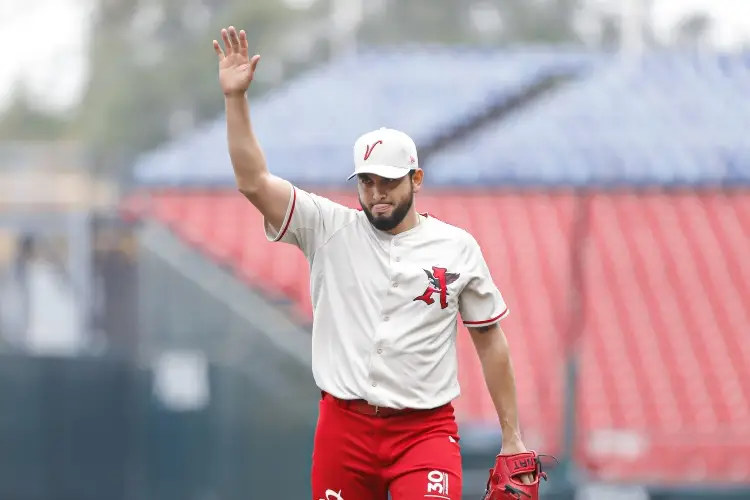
[1,0,749,499]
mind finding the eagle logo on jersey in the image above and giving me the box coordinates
[414,266,460,309]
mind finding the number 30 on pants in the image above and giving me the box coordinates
[426,470,449,497]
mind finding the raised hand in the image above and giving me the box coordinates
[213,26,260,97]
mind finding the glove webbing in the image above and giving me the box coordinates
[502,484,532,499]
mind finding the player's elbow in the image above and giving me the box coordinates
[229,142,269,192]
[487,335,512,365]
[238,183,260,200]
[236,171,270,199]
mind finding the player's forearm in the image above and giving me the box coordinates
[224,93,269,194]
[475,328,523,447]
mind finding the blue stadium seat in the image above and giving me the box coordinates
[426,52,750,186]
[132,47,596,187]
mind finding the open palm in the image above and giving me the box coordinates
[213,26,260,97]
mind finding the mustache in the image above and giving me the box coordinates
[359,193,414,232]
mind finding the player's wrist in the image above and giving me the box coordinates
[224,90,248,100]
[501,433,524,451]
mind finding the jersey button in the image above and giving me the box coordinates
[392,282,398,288]
[395,257,401,262]
[371,381,377,387]
[377,348,383,354]
[384,316,390,322]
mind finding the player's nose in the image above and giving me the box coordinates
[371,187,388,200]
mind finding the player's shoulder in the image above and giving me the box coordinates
[298,187,359,216]
[424,214,480,249]
[298,186,347,207]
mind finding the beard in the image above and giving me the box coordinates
[360,188,414,232]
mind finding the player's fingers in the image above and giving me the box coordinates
[520,473,534,485]
[221,29,232,55]
[239,30,249,57]
[249,54,261,73]
[213,40,225,61]
[228,26,241,53]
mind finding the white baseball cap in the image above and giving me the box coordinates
[347,127,419,181]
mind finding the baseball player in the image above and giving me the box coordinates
[214,26,548,500]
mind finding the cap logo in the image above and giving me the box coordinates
[363,140,383,161]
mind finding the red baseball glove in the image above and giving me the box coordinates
[481,451,549,499]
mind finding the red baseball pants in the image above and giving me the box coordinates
[311,393,462,500]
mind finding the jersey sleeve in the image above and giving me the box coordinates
[263,181,356,258]
[458,236,509,328]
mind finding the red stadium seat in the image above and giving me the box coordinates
[128,188,750,483]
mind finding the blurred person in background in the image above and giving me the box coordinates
[0,234,34,348]
[0,233,83,355]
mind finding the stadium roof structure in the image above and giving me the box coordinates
[131,46,599,188]
[425,51,750,187]
[132,48,750,189]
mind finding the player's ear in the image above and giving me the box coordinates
[410,168,424,192]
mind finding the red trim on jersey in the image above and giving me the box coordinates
[276,187,297,241]
[463,308,509,326]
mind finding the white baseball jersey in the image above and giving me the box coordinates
[264,182,509,410]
